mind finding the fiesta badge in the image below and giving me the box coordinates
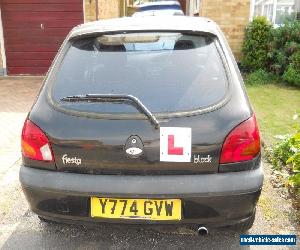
[125,135,144,158]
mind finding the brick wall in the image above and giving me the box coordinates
[98,0,120,19]
[85,0,97,22]
[200,0,250,60]
[85,0,121,22]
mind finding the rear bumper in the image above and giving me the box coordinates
[20,165,263,226]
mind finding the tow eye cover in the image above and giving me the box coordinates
[125,135,144,158]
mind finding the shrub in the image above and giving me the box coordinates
[283,65,300,85]
[290,50,300,70]
[268,20,300,76]
[242,19,300,86]
[245,69,276,85]
[241,16,272,72]
[271,113,300,193]
[283,51,300,86]
[271,134,296,169]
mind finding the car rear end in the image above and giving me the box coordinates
[20,17,263,229]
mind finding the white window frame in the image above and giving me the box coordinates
[187,0,200,16]
[250,0,296,25]
[193,0,200,14]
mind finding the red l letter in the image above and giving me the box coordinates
[168,135,183,155]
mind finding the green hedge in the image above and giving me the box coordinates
[245,69,276,85]
[241,16,272,72]
[242,18,300,86]
[283,51,300,86]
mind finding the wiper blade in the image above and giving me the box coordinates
[61,94,160,129]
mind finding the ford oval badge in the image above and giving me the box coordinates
[125,136,144,158]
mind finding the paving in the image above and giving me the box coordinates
[0,77,298,250]
[0,77,42,177]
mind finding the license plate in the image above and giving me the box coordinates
[90,197,181,221]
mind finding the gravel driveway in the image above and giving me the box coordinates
[0,77,298,250]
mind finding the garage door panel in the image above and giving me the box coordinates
[5,28,72,39]
[2,0,82,4]
[7,59,53,67]
[8,67,50,75]
[5,44,60,53]
[3,19,83,29]
[4,11,83,21]
[2,1,83,75]
[3,3,83,12]
[6,36,65,45]
[7,52,56,61]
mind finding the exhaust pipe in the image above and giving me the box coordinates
[197,226,208,236]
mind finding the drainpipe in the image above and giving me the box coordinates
[0,8,7,76]
[96,0,99,20]
[120,0,126,17]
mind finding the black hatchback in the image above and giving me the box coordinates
[20,16,263,232]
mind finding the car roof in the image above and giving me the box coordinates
[137,0,181,8]
[132,9,184,17]
[69,16,220,39]
[133,0,183,16]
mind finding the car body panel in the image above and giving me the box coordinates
[28,86,251,174]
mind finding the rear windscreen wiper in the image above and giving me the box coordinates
[61,94,160,129]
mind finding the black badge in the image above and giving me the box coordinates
[124,135,144,158]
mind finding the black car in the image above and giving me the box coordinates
[20,16,263,233]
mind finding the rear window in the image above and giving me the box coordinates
[50,32,229,114]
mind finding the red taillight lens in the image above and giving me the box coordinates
[220,114,260,164]
[21,120,54,161]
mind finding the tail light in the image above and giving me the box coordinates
[220,114,260,164]
[21,120,54,161]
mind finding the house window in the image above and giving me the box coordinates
[251,0,297,25]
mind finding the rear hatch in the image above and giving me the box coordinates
[46,32,230,175]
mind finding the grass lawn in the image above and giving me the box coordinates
[246,83,300,146]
